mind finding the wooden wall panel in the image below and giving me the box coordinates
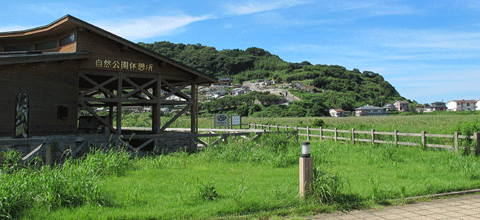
[76,30,192,80]
[0,60,79,137]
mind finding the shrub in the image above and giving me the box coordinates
[311,119,325,127]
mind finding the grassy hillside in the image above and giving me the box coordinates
[139,41,406,110]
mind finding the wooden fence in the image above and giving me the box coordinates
[248,123,480,153]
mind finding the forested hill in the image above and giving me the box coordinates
[138,41,406,111]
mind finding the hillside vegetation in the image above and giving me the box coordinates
[139,41,407,112]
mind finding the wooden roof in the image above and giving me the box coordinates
[0,15,217,85]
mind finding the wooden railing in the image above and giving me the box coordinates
[248,123,480,153]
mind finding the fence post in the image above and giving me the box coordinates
[320,127,323,141]
[475,132,480,156]
[307,126,310,141]
[286,125,289,131]
[351,128,355,144]
[295,126,298,133]
[261,123,263,130]
[334,127,338,142]
[248,123,251,129]
[254,123,256,129]
[371,129,375,144]
[394,130,398,147]
[422,131,426,149]
[277,125,279,132]
[454,131,459,153]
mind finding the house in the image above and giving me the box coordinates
[329,109,347,117]
[447,100,476,111]
[355,105,387,117]
[425,102,446,112]
[476,99,480,111]
[394,100,409,111]
[216,77,231,86]
[383,104,397,112]
[0,15,216,151]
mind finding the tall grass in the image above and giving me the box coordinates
[0,148,132,219]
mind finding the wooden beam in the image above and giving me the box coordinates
[161,79,191,101]
[122,77,157,100]
[79,73,118,98]
[160,104,191,131]
[117,138,136,151]
[22,143,46,162]
[79,97,117,103]
[79,101,117,134]
[137,139,154,151]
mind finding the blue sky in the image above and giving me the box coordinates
[1,0,480,104]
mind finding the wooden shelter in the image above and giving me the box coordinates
[0,15,217,153]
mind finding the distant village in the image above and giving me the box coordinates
[111,77,479,117]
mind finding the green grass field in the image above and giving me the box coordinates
[5,131,480,219]
[3,114,480,219]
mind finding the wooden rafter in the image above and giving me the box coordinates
[160,104,191,132]
[79,73,118,98]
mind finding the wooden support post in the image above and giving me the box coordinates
[153,75,162,134]
[117,73,123,134]
[46,144,52,166]
[277,125,279,132]
[268,124,271,131]
[422,131,426,149]
[307,126,310,141]
[394,130,398,147]
[454,131,459,153]
[190,82,198,152]
[109,104,114,132]
[320,127,323,141]
[295,126,298,132]
[371,129,375,145]
[475,132,480,156]
[351,128,355,144]
[286,125,288,131]
[254,123,257,129]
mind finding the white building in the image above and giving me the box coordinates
[329,108,347,117]
[446,100,476,111]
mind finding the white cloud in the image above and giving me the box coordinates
[0,26,33,32]
[97,15,215,40]
[322,1,417,16]
[225,0,307,15]
[254,12,343,26]
[224,24,233,29]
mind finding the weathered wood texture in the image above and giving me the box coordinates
[0,60,79,137]
[76,30,195,82]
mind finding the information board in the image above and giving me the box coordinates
[231,115,241,126]
[214,114,229,128]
